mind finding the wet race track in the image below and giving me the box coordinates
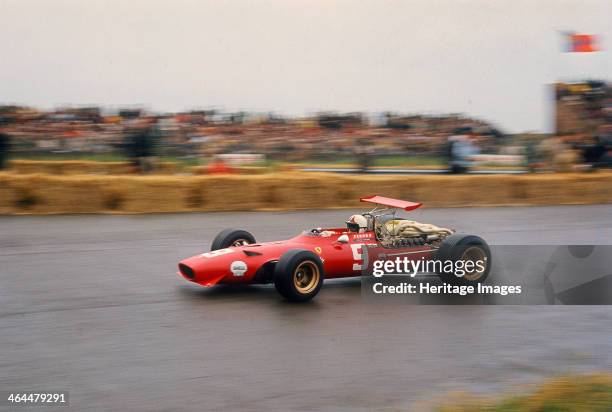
[1,205,612,411]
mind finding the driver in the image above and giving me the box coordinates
[346,214,369,233]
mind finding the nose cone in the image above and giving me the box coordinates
[178,255,229,286]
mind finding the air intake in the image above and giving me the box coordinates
[179,263,195,280]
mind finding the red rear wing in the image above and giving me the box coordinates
[360,195,422,211]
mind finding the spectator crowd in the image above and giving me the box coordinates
[0,106,502,167]
[0,80,610,173]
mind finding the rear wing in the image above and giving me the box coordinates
[360,195,422,211]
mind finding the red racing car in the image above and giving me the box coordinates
[178,196,491,302]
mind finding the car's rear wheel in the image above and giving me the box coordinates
[211,228,256,250]
[274,249,324,302]
[435,234,491,285]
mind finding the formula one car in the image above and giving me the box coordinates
[178,196,491,302]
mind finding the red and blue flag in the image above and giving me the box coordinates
[563,32,599,53]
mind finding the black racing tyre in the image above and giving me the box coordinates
[274,249,324,302]
[435,234,491,285]
[210,229,256,250]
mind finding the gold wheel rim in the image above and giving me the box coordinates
[231,238,249,247]
[461,246,487,281]
[293,261,320,294]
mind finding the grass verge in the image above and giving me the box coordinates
[435,373,612,412]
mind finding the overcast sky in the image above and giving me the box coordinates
[1,0,611,132]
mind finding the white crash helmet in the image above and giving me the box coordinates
[346,214,368,232]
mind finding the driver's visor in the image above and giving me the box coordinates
[346,222,360,232]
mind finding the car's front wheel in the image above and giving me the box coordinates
[274,249,324,302]
[210,228,256,250]
[435,234,491,285]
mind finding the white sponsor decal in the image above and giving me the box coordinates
[230,260,248,276]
